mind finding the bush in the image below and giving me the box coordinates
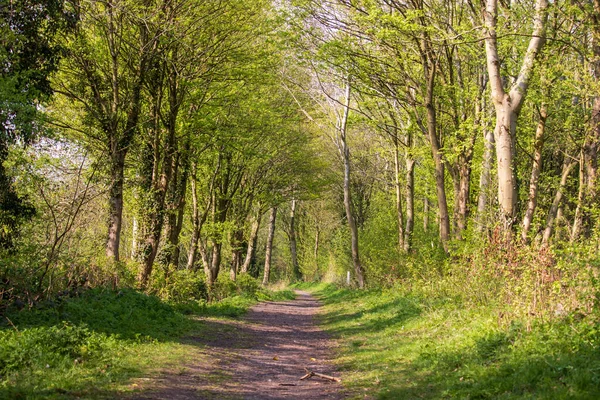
[210,274,238,301]
[236,273,260,298]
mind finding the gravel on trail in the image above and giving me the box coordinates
[128,290,345,400]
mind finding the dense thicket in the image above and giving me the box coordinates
[1,0,599,325]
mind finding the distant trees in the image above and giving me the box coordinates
[5,0,600,302]
[281,0,600,286]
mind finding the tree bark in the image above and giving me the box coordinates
[571,151,586,242]
[208,240,221,286]
[577,1,600,238]
[339,80,365,288]
[476,126,495,232]
[393,136,405,252]
[138,85,178,288]
[289,199,301,281]
[241,213,261,274]
[187,169,201,270]
[404,146,415,252]
[131,215,139,259]
[542,160,576,246]
[104,11,150,262]
[483,0,549,232]
[424,65,451,252]
[206,196,228,286]
[166,150,189,267]
[262,206,277,286]
[521,105,547,243]
[187,160,218,270]
[229,229,244,281]
[106,152,125,261]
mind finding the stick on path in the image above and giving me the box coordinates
[129,290,344,399]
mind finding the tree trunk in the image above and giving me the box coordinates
[456,161,471,239]
[425,67,450,252]
[208,240,221,286]
[166,154,189,267]
[102,9,149,263]
[393,137,405,252]
[198,238,210,276]
[262,206,277,286]
[131,214,139,259]
[521,105,547,243]
[241,213,261,274]
[339,81,365,288]
[571,151,586,242]
[106,151,125,261]
[229,229,244,281]
[579,2,600,237]
[289,199,301,281]
[139,108,177,287]
[404,155,415,252]
[187,160,218,270]
[187,171,200,270]
[484,0,549,232]
[493,104,519,230]
[476,126,495,232]
[542,160,576,246]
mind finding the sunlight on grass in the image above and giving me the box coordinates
[0,284,294,399]
[305,283,600,400]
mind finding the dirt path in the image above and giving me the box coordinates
[129,290,344,399]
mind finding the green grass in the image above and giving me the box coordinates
[304,283,600,400]
[0,285,295,399]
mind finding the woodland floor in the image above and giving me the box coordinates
[126,291,346,400]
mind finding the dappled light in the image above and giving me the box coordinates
[2,0,600,398]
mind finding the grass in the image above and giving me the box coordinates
[300,283,600,400]
[0,285,295,399]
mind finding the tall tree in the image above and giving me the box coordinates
[483,0,549,231]
[262,206,277,285]
[56,0,162,262]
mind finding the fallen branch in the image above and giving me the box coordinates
[300,368,341,383]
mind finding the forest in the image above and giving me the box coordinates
[2,0,600,398]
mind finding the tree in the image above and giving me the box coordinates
[262,206,277,285]
[56,0,163,262]
[483,0,549,231]
[0,0,75,248]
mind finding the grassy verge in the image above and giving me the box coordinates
[0,285,295,399]
[301,283,600,399]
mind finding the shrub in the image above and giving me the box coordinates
[210,274,238,301]
[165,270,208,304]
[236,273,260,298]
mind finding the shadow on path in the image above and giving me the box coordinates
[127,291,344,400]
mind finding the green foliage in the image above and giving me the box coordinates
[307,283,600,399]
[6,288,193,341]
[0,0,77,249]
[0,280,294,397]
[148,269,208,305]
[0,288,194,398]
[211,274,240,302]
[0,322,117,376]
[210,273,287,303]
[235,273,261,297]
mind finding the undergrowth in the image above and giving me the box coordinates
[0,274,292,399]
[301,282,600,399]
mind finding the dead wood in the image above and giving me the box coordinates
[300,368,341,383]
